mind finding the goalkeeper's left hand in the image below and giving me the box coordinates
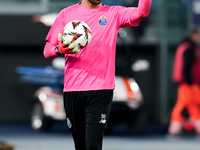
[56,33,80,54]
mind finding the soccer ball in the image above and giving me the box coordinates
[62,20,92,49]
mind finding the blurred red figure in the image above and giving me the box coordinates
[169,29,200,135]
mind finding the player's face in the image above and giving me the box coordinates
[88,0,102,5]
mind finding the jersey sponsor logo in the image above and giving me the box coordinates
[99,16,107,26]
[99,114,106,124]
[67,118,72,128]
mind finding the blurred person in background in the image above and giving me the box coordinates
[169,28,200,136]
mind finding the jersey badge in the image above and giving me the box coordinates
[67,118,72,128]
[99,16,107,26]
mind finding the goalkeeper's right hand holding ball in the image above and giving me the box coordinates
[55,33,80,55]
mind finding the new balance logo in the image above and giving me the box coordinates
[99,114,106,124]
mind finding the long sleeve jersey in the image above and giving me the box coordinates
[44,1,151,92]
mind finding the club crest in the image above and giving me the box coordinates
[99,16,107,26]
[67,118,72,128]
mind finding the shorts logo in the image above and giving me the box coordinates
[67,118,72,128]
[99,16,107,26]
[99,114,106,124]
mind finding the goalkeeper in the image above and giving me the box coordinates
[44,0,151,150]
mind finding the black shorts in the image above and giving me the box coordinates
[63,90,113,132]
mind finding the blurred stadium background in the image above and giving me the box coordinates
[0,0,199,136]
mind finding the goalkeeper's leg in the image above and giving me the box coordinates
[63,92,86,150]
[70,125,105,150]
[71,128,86,150]
[85,125,105,150]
